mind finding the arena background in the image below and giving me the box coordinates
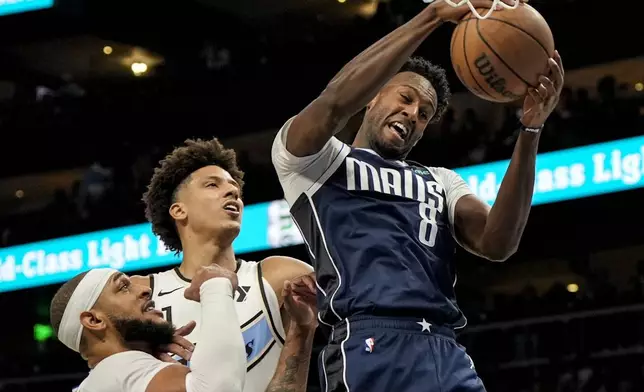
[0,0,643,390]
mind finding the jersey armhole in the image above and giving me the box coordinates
[257,263,286,345]
[425,166,472,250]
[429,166,487,257]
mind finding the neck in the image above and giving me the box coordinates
[352,126,371,150]
[85,341,132,369]
[178,236,237,279]
[352,130,407,161]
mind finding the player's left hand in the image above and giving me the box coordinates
[157,320,196,363]
[283,273,318,329]
[520,50,564,129]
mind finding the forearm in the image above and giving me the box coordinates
[480,131,540,260]
[323,6,442,118]
[186,279,246,392]
[265,323,316,392]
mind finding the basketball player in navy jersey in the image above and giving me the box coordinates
[132,139,317,392]
[271,0,563,391]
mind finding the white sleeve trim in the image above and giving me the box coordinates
[271,116,350,205]
[430,167,486,255]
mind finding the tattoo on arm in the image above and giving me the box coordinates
[266,326,315,392]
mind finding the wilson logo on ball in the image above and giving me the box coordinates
[473,53,520,101]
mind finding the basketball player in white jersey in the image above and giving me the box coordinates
[135,138,316,392]
[50,264,248,392]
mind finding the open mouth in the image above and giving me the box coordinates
[389,121,409,139]
[223,201,240,214]
[143,300,156,313]
[143,300,164,317]
[143,301,155,313]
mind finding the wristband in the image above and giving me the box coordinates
[520,124,544,134]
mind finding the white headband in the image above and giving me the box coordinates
[58,268,119,352]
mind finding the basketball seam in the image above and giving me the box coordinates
[462,18,495,100]
[475,18,534,88]
[461,16,551,57]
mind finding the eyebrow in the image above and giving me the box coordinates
[205,175,240,189]
[111,272,125,284]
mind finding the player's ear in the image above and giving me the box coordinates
[169,202,187,221]
[366,93,380,111]
[80,309,107,332]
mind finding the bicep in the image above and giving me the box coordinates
[454,195,490,254]
[145,365,190,392]
[261,256,314,303]
[433,167,489,256]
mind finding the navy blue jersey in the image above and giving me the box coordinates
[272,119,477,329]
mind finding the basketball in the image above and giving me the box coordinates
[450,3,555,103]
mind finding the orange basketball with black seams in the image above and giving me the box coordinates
[450,3,555,103]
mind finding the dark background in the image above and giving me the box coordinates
[0,0,643,391]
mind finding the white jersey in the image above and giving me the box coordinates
[150,260,286,392]
[75,351,171,392]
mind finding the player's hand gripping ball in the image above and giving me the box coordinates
[184,264,239,302]
[520,50,564,128]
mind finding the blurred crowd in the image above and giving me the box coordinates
[1,72,642,247]
[418,76,644,168]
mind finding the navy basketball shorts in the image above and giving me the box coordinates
[319,316,486,392]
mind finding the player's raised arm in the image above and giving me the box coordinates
[146,266,247,392]
[281,0,512,158]
[454,51,564,261]
[266,273,317,392]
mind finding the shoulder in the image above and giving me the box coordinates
[260,256,313,276]
[97,351,161,369]
[93,352,175,392]
[272,117,350,204]
[84,352,154,389]
[427,167,473,198]
[427,166,461,185]
[260,256,313,298]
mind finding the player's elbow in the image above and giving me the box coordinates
[478,241,517,262]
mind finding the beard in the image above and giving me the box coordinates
[363,111,410,160]
[109,316,175,352]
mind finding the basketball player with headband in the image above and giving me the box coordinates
[50,265,247,392]
[271,0,564,392]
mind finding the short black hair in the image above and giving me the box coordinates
[399,56,451,123]
[142,138,244,253]
[50,271,89,337]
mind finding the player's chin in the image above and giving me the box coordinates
[222,218,241,229]
[217,219,242,235]
[221,209,243,223]
[376,138,407,159]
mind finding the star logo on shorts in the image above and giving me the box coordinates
[417,318,432,332]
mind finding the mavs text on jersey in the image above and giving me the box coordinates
[272,118,486,392]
